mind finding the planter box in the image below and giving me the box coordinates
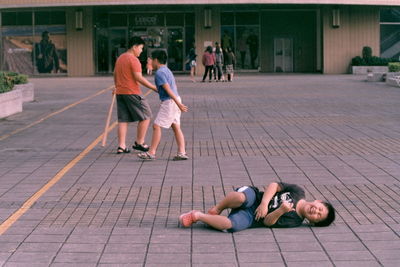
[352,66,388,75]
[0,89,22,118]
[386,72,400,88]
[14,83,34,102]
[366,72,385,82]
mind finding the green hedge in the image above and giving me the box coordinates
[351,56,398,66]
[351,46,399,66]
[388,62,400,72]
[0,72,28,94]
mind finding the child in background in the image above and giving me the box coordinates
[146,57,153,75]
[138,50,189,161]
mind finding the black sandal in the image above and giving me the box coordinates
[117,146,131,154]
[132,142,149,152]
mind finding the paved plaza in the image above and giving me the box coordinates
[0,74,400,266]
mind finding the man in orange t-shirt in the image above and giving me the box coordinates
[113,36,157,154]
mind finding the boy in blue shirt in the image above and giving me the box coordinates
[138,50,189,161]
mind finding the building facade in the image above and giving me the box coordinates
[0,0,399,76]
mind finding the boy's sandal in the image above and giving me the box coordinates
[117,147,131,154]
[137,152,156,160]
[173,153,189,161]
[132,141,149,152]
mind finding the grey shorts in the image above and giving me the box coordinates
[116,94,152,122]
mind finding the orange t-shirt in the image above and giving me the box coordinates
[114,52,142,95]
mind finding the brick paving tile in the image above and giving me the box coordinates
[237,252,283,263]
[17,242,62,252]
[53,252,101,263]
[1,75,400,266]
[98,253,145,264]
[192,253,237,264]
[7,251,56,263]
[281,251,330,262]
[148,243,191,254]
[333,261,382,267]
[287,262,334,267]
[145,253,191,264]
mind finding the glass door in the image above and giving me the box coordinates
[109,28,127,71]
[274,37,293,72]
[167,28,183,71]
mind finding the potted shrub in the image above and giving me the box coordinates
[0,72,33,118]
[386,62,400,87]
[351,46,396,75]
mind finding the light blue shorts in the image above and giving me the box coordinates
[227,186,259,232]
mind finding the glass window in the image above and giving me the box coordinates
[380,8,400,23]
[50,11,65,25]
[166,13,184,26]
[236,26,259,69]
[1,25,34,74]
[167,28,183,71]
[17,12,33,26]
[35,12,51,25]
[221,12,234,25]
[2,12,17,26]
[380,24,400,59]
[109,13,127,27]
[185,13,195,26]
[236,12,259,25]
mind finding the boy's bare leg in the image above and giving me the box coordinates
[148,124,162,155]
[171,123,186,154]
[209,191,246,215]
[136,119,150,145]
[118,122,128,148]
[190,67,196,82]
[193,211,232,231]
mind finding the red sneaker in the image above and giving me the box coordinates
[179,210,197,227]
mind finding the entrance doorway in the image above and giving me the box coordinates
[109,28,127,72]
[274,38,293,72]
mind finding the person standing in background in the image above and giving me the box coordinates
[34,31,59,73]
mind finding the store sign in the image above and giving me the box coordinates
[133,14,161,26]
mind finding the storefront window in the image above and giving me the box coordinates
[1,10,67,75]
[380,8,400,60]
[221,12,260,70]
[95,8,194,73]
[166,13,184,26]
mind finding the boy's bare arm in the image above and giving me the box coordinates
[263,201,294,227]
[254,182,282,220]
[133,72,158,92]
[162,83,188,112]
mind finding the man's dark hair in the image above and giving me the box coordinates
[151,50,167,64]
[314,202,335,227]
[128,36,145,49]
[42,31,49,38]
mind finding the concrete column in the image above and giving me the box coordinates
[195,6,221,77]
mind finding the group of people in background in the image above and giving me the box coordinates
[201,42,236,83]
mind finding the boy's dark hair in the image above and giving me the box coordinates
[314,202,335,227]
[128,36,145,49]
[151,50,168,64]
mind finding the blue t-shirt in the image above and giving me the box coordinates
[154,66,179,101]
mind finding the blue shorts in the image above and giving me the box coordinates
[227,186,259,232]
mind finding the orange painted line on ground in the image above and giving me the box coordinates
[0,121,118,235]
[0,85,115,142]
